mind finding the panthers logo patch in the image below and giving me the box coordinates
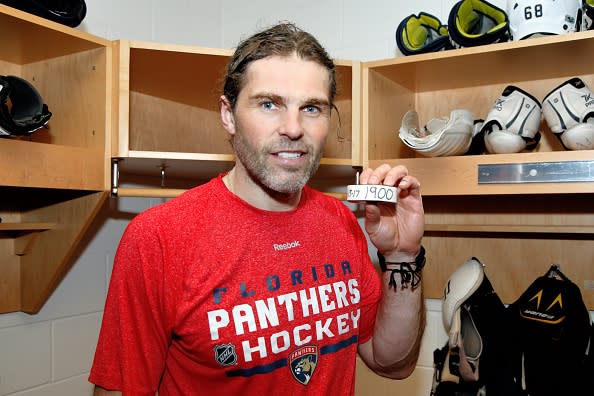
[289,346,318,385]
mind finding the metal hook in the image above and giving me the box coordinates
[547,263,568,281]
[111,158,120,196]
[353,166,363,185]
[160,165,167,188]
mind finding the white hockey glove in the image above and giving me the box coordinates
[481,85,542,154]
[542,77,594,150]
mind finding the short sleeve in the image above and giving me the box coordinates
[89,215,172,394]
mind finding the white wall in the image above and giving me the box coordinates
[79,0,507,60]
[0,0,521,395]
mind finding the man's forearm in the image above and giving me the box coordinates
[374,274,426,372]
[359,271,426,379]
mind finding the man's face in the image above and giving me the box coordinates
[224,54,331,194]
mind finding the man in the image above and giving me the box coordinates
[90,22,425,395]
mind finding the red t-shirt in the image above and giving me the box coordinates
[90,175,381,395]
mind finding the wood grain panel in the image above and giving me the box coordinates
[421,195,594,308]
[18,191,108,313]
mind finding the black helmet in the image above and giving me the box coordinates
[0,0,87,28]
[0,76,52,136]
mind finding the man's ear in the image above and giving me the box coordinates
[220,95,236,135]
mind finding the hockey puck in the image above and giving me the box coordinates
[346,184,398,203]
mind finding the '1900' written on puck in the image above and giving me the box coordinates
[346,184,397,203]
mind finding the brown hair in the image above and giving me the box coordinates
[223,22,337,109]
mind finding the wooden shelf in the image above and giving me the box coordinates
[0,139,106,190]
[369,150,594,196]
[0,4,111,65]
[0,5,112,314]
[0,5,112,190]
[0,222,54,256]
[113,186,347,201]
[363,30,594,93]
[112,39,361,190]
[419,193,594,308]
[425,224,594,234]
[362,30,594,196]
[361,33,594,308]
[0,222,54,232]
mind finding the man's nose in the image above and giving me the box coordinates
[279,108,305,139]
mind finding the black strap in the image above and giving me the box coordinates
[377,245,426,290]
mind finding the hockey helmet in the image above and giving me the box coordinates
[507,0,581,40]
[0,0,87,28]
[0,75,52,136]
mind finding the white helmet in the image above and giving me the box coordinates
[507,0,581,40]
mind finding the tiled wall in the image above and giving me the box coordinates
[0,197,153,395]
[2,0,567,395]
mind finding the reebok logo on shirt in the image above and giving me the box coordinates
[273,240,301,251]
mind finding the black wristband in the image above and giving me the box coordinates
[377,246,426,290]
[378,245,426,271]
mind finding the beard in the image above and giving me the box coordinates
[231,131,324,194]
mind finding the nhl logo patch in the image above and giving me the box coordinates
[289,346,318,385]
[214,343,237,367]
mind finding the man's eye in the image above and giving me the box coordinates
[261,101,277,110]
[304,104,330,116]
[303,105,320,114]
